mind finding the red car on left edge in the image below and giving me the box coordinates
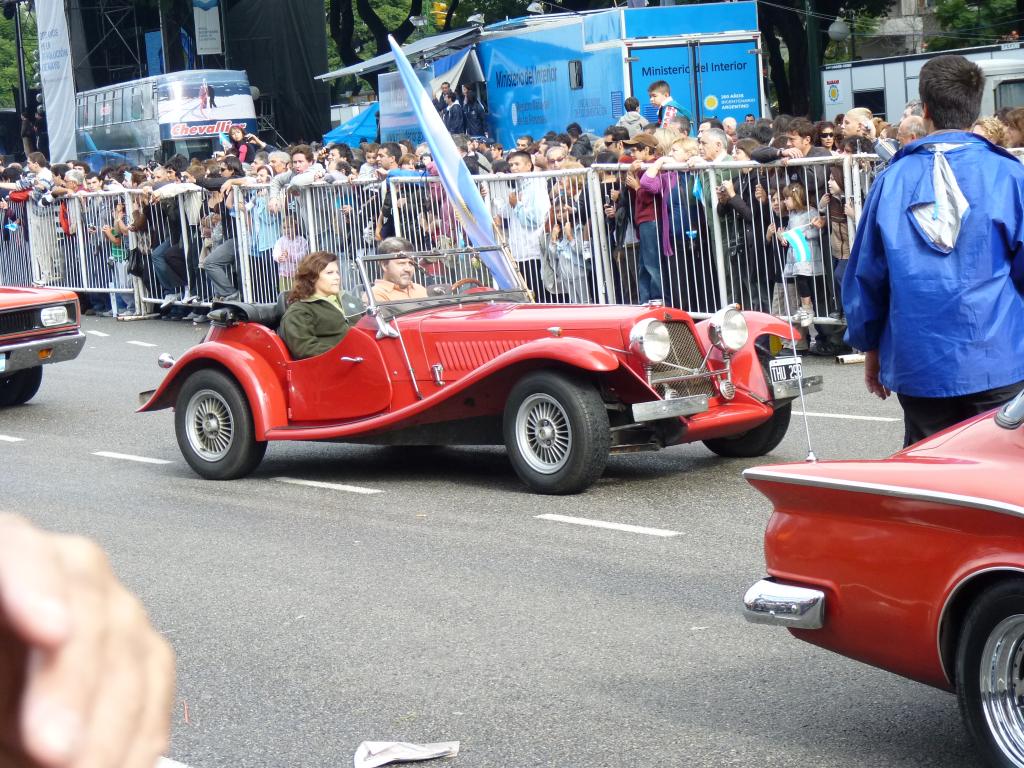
[0,287,85,407]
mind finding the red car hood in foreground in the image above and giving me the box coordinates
[746,410,1024,516]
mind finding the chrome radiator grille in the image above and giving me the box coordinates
[648,321,716,398]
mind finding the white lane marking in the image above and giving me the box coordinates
[535,513,681,538]
[0,435,25,442]
[794,410,900,423]
[157,759,192,768]
[92,451,172,465]
[273,477,382,495]
[126,340,158,348]
[86,329,110,337]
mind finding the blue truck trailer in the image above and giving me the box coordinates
[476,2,766,146]
[318,2,767,147]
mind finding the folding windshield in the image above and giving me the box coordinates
[356,246,530,317]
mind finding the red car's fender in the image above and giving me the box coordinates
[138,341,288,440]
[266,336,624,441]
[695,312,798,401]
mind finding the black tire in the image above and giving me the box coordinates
[174,368,267,480]
[703,403,792,458]
[0,366,43,407]
[955,579,1024,768]
[503,370,610,495]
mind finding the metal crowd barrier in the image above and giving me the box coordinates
[0,154,898,327]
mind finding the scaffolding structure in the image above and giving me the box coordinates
[67,0,145,89]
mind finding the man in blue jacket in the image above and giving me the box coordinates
[844,54,1024,446]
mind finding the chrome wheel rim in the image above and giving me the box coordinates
[185,388,234,462]
[515,393,572,474]
[980,614,1024,767]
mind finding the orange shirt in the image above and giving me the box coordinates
[372,279,428,303]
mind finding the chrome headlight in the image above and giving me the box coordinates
[629,319,671,363]
[708,307,749,352]
[40,306,69,326]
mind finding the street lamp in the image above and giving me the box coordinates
[828,15,855,60]
[467,12,485,24]
[410,15,428,27]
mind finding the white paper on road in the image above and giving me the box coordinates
[353,741,460,768]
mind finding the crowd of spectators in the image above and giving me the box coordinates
[0,88,1021,344]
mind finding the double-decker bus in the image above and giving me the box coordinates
[76,69,257,169]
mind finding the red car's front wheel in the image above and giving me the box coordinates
[0,366,42,407]
[503,371,610,495]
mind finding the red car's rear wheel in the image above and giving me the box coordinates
[957,579,1024,768]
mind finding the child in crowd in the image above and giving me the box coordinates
[543,202,591,303]
[272,216,308,293]
[646,80,689,129]
[767,182,825,328]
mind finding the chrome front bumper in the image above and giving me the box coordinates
[743,578,825,630]
[632,393,709,423]
[0,331,86,375]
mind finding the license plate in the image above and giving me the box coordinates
[769,356,803,383]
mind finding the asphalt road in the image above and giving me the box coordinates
[0,316,981,768]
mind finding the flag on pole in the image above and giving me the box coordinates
[387,35,520,291]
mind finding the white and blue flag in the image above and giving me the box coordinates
[781,227,813,264]
[388,36,521,291]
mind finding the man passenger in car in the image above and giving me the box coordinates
[371,236,428,303]
[279,251,351,360]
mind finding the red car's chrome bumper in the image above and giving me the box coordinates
[743,578,826,630]
[0,330,85,375]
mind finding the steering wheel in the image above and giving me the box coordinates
[451,277,485,294]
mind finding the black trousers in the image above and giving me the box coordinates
[897,379,1024,447]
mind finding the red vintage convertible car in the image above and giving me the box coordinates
[744,394,1024,767]
[140,249,822,494]
[1,286,85,407]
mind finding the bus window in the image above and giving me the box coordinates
[997,79,1024,111]
[131,88,144,120]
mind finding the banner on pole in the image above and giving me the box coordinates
[192,0,223,56]
[36,0,76,160]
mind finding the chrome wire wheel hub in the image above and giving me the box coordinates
[981,614,1024,766]
[185,388,235,462]
[515,393,572,474]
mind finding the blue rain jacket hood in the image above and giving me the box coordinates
[843,131,1024,398]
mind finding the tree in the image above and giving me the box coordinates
[928,0,1018,51]
[0,7,38,110]
[325,0,606,92]
[758,0,893,117]
[327,0,433,92]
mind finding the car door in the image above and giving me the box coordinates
[286,327,392,422]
